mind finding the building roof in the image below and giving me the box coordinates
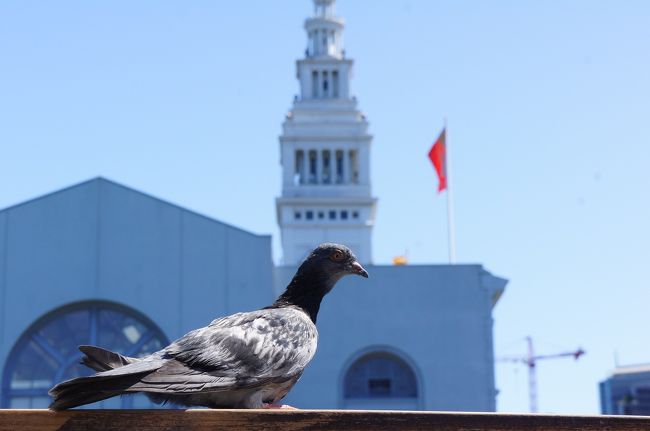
[0,177,268,239]
[611,363,650,376]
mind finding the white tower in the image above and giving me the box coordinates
[276,0,377,265]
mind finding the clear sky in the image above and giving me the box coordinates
[1,0,649,415]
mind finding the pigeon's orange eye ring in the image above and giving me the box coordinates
[330,251,345,262]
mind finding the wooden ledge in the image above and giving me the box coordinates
[1,409,649,431]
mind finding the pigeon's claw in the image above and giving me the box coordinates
[262,403,297,410]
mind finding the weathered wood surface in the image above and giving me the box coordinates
[0,409,649,431]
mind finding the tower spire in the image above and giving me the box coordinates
[313,0,335,17]
[306,0,343,59]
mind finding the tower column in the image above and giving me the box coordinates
[287,149,296,187]
[360,146,370,185]
[341,64,349,99]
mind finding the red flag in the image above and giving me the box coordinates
[428,128,447,192]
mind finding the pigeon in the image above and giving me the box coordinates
[48,243,368,410]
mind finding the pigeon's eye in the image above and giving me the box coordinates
[330,251,345,262]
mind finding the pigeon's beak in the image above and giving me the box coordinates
[349,261,369,278]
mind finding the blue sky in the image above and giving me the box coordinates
[1,0,649,414]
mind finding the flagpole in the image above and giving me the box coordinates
[445,118,457,264]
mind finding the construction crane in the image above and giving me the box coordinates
[497,336,585,413]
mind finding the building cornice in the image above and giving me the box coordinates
[277,196,377,206]
[279,135,372,143]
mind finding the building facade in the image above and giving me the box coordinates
[600,365,650,415]
[275,264,505,410]
[0,179,273,408]
[0,179,506,411]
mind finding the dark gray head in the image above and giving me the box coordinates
[271,243,368,322]
[300,243,369,281]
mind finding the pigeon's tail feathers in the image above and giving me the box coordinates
[48,374,141,410]
[49,385,123,411]
[79,345,139,372]
[48,359,164,410]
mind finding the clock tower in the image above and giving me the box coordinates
[276,0,377,264]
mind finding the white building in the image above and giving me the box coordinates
[276,0,376,265]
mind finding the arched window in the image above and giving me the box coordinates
[2,301,169,409]
[343,351,420,409]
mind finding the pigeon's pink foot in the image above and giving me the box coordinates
[262,403,297,409]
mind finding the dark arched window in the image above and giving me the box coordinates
[343,351,419,409]
[1,301,168,409]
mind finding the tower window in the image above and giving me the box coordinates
[332,71,339,98]
[306,211,314,220]
[295,150,305,184]
[322,150,331,184]
[308,150,317,183]
[312,70,318,98]
[323,71,329,97]
[317,211,324,219]
[329,210,337,220]
[352,211,359,219]
[349,150,359,183]
[341,210,348,220]
[294,211,302,220]
[335,150,344,184]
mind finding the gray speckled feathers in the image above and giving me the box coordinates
[164,306,317,381]
[48,243,367,410]
[137,307,318,403]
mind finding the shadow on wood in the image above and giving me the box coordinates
[1,409,649,431]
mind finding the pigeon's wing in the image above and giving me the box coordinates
[130,307,318,394]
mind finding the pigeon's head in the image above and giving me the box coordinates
[275,243,368,322]
[301,243,369,281]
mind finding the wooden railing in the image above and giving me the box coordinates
[1,409,649,431]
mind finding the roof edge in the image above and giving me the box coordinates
[0,177,271,239]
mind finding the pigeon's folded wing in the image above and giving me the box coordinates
[130,307,317,394]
